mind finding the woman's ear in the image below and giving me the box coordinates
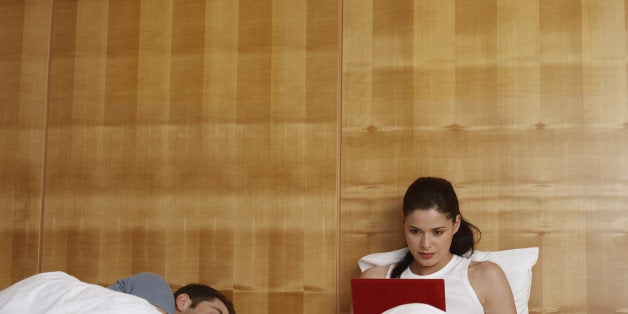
[453,214,461,233]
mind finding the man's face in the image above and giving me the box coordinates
[179,299,229,314]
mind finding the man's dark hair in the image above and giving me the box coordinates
[174,284,235,314]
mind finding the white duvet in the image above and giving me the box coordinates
[382,303,446,314]
[0,272,161,314]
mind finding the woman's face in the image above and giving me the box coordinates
[403,208,460,275]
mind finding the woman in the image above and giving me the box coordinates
[360,177,516,314]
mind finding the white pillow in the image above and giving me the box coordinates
[465,248,538,314]
[358,247,539,314]
[0,271,161,314]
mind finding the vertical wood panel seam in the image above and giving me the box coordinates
[37,0,55,274]
[336,0,344,312]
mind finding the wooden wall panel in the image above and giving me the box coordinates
[2,0,626,313]
[0,0,51,286]
[341,1,627,313]
[41,1,339,314]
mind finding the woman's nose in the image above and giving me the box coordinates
[420,235,430,248]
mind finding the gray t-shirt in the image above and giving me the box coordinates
[108,272,175,314]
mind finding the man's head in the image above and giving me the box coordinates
[174,284,235,314]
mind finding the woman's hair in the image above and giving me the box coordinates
[390,177,481,278]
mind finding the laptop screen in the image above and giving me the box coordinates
[351,278,446,314]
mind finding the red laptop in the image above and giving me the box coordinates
[351,278,446,314]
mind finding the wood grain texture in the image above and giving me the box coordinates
[0,0,50,287]
[39,1,338,313]
[341,0,627,313]
[1,0,626,313]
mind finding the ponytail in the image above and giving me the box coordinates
[450,217,480,256]
[390,250,414,278]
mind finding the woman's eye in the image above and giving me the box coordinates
[433,230,443,236]
[410,229,420,235]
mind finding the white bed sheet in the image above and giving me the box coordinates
[382,303,446,314]
[0,271,160,314]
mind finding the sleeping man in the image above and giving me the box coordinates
[109,272,235,314]
[0,271,235,314]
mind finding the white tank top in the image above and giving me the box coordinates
[386,254,484,314]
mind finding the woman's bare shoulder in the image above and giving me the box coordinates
[468,260,506,281]
[359,265,389,278]
[468,260,516,313]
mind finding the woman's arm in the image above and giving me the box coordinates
[359,265,389,278]
[468,261,517,314]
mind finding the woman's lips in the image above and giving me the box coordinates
[419,252,435,259]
